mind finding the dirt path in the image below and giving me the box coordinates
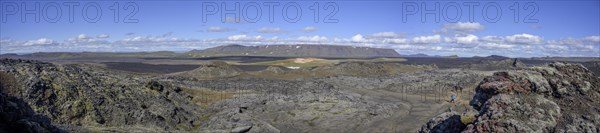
[348,89,451,133]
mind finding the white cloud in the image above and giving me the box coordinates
[331,38,353,44]
[547,39,576,45]
[0,38,12,44]
[479,43,516,49]
[505,33,543,44]
[120,35,191,43]
[385,38,408,44]
[480,36,504,43]
[454,34,479,45]
[442,22,484,33]
[546,36,599,51]
[228,35,247,41]
[346,32,406,44]
[547,36,599,45]
[544,44,569,51]
[266,36,280,41]
[208,26,233,32]
[351,34,366,42]
[97,34,110,38]
[412,35,441,44]
[371,32,400,38]
[584,36,600,43]
[257,27,283,33]
[443,37,453,43]
[227,34,263,41]
[3,31,597,57]
[302,26,317,32]
[23,38,54,46]
[78,34,91,39]
[122,36,147,42]
[390,44,442,51]
[297,35,327,42]
[66,34,104,44]
[391,44,413,49]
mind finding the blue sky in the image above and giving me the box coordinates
[1,0,599,57]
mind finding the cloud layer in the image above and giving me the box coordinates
[1,23,599,57]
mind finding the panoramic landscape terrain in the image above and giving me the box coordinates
[1,44,599,132]
[1,0,600,132]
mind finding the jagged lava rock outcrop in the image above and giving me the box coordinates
[421,62,600,133]
[0,59,203,131]
[0,91,64,133]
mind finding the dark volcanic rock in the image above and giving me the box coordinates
[1,70,62,133]
[0,59,203,131]
[420,62,600,132]
[419,112,465,133]
[582,61,600,76]
[0,91,64,133]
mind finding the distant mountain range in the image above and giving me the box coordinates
[185,44,401,58]
[1,44,402,58]
[474,55,510,60]
[399,53,455,58]
[3,44,598,60]
[400,53,431,57]
[400,54,511,59]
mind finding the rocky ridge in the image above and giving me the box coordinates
[0,59,203,132]
[420,62,600,132]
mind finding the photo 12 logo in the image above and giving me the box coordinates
[401,1,539,23]
[201,1,340,23]
[1,1,139,23]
